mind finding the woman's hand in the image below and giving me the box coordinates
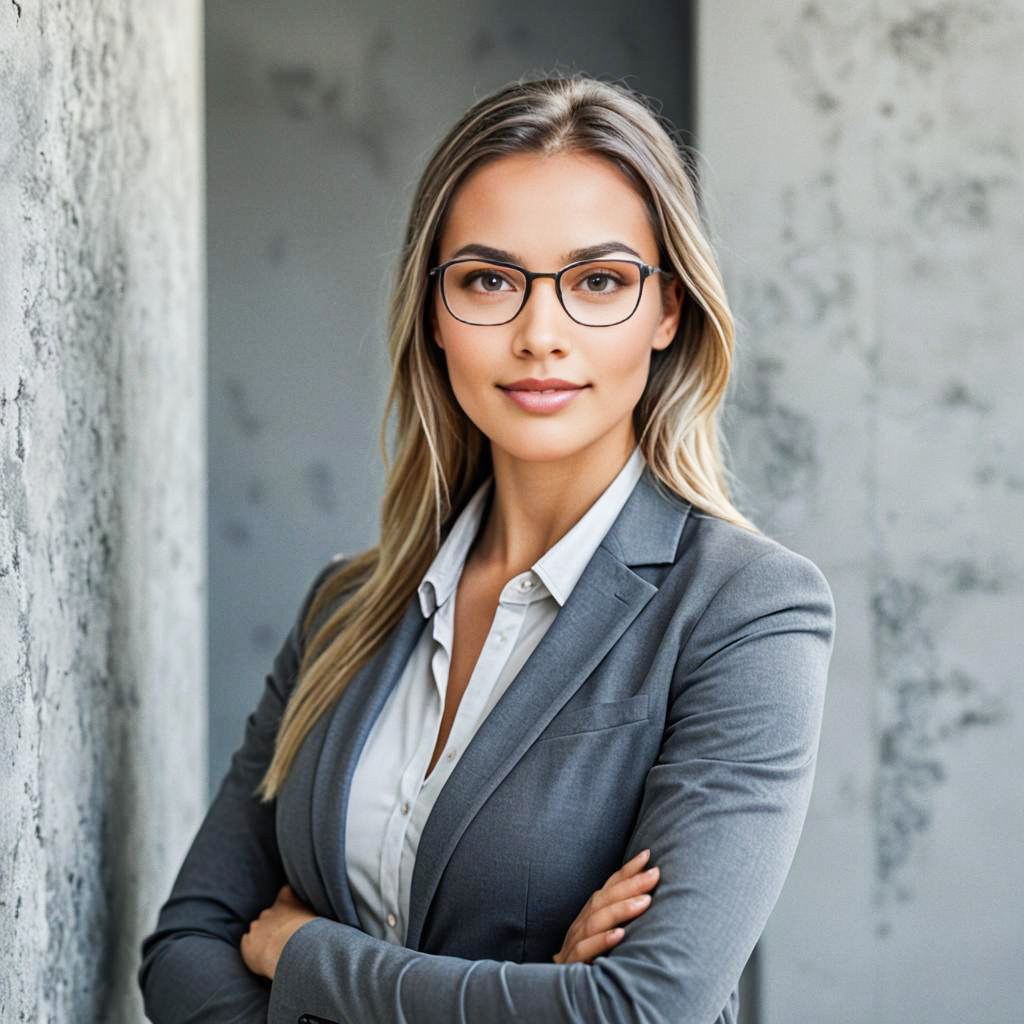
[552,848,660,964]
[240,884,319,980]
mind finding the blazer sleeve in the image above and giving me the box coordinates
[137,552,349,1024]
[266,545,837,1024]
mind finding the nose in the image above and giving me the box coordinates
[513,276,569,353]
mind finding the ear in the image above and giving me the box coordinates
[652,275,684,351]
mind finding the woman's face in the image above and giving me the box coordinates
[430,150,683,465]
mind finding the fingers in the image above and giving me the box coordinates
[603,848,651,889]
[555,849,662,966]
[591,858,661,917]
[573,856,661,954]
[577,880,655,942]
[583,891,653,940]
[603,862,660,907]
[559,924,626,964]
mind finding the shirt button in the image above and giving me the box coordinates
[446,749,455,760]
[400,801,409,815]
[387,912,397,927]
[495,631,507,643]
[517,577,534,591]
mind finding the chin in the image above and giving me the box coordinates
[488,430,600,465]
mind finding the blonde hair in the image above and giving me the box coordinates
[255,72,759,802]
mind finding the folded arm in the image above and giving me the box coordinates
[137,554,348,1024]
[268,546,837,1024]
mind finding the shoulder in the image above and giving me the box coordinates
[291,551,357,652]
[296,550,350,611]
[662,508,836,665]
[305,550,352,597]
[656,511,837,769]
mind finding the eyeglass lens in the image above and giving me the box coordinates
[440,259,645,326]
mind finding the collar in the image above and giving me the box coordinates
[417,445,647,616]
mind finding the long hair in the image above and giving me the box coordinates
[255,72,759,802]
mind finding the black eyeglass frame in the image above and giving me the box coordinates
[427,255,674,328]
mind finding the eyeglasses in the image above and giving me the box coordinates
[428,256,672,328]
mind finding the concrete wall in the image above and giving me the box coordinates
[12,1,1014,1017]
[0,3,205,1022]
[698,3,1023,1022]
[203,0,694,794]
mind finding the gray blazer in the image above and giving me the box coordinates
[138,466,836,1024]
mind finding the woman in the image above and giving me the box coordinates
[138,73,836,1024]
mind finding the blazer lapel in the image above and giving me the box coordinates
[305,466,690,944]
[406,466,690,950]
[310,587,426,926]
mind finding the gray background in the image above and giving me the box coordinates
[700,4,1023,1022]
[2,0,1021,1021]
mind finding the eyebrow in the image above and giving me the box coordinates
[446,240,645,265]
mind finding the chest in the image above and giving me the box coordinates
[424,568,503,779]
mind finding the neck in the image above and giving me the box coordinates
[469,430,637,578]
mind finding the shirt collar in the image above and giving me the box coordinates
[418,444,646,617]
[417,477,494,618]
[532,444,645,605]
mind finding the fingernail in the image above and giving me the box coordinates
[638,848,650,861]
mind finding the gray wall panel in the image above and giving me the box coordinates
[698,3,1023,1021]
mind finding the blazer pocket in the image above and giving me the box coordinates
[538,693,650,741]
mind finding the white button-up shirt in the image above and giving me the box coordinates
[345,445,646,945]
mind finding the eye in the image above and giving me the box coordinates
[584,272,619,292]
[570,266,628,293]
[463,269,515,293]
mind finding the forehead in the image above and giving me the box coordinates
[438,151,657,263]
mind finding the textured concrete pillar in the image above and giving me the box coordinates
[0,3,205,1021]
[699,3,1022,1022]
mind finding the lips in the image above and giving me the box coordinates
[498,381,589,413]
[500,378,585,391]
[506,386,578,392]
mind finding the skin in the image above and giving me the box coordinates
[241,884,316,980]
[241,149,681,978]
[432,149,683,578]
